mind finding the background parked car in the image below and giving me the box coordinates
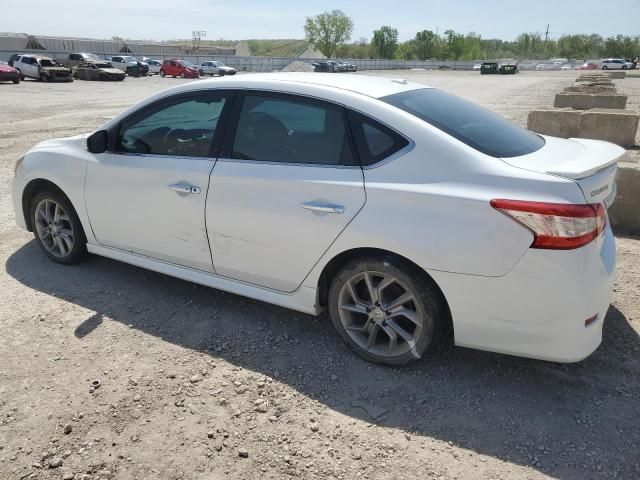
[13,55,73,82]
[56,53,102,69]
[144,59,162,74]
[601,58,634,70]
[160,59,199,78]
[498,60,518,74]
[480,62,498,74]
[335,60,357,72]
[72,61,125,81]
[198,61,236,76]
[312,60,338,72]
[109,56,148,77]
[8,53,24,67]
[0,61,20,83]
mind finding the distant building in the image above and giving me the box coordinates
[0,32,236,57]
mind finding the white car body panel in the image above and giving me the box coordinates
[601,59,634,70]
[84,153,215,272]
[12,73,621,363]
[207,159,365,292]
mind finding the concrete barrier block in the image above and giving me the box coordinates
[609,71,626,79]
[608,160,640,235]
[580,109,639,147]
[553,93,627,109]
[527,108,581,138]
[564,83,616,94]
[527,108,639,147]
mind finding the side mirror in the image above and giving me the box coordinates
[87,130,108,154]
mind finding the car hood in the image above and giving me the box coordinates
[41,66,71,73]
[32,134,89,151]
[98,68,125,74]
[0,65,17,73]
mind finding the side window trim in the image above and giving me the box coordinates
[219,89,360,168]
[107,90,235,159]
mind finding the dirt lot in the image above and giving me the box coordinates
[1,71,639,480]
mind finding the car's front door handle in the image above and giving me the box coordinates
[168,183,201,194]
[300,201,345,214]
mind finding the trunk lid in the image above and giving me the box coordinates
[500,136,625,206]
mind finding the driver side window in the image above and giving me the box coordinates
[116,94,228,158]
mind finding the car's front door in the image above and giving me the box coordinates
[207,92,366,292]
[85,90,233,272]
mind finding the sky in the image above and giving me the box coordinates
[1,0,638,42]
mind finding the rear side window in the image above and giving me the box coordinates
[347,111,409,166]
[382,88,545,158]
[231,94,356,166]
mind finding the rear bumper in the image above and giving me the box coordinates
[431,225,616,362]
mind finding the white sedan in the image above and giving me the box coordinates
[12,73,621,365]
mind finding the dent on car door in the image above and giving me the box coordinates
[206,92,366,292]
[85,91,233,271]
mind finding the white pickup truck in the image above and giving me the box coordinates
[198,61,236,76]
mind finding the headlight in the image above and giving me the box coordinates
[14,155,24,176]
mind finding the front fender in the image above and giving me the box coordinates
[15,136,95,243]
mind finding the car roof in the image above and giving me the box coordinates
[186,73,427,99]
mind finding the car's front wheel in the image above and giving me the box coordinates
[160,70,165,77]
[198,69,204,76]
[30,190,87,264]
[602,65,608,70]
[180,72,186,78]
[328,255,446,365]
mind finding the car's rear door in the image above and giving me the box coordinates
[206,91,366,292]
[85,90,233,272]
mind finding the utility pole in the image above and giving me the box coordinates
[544,24,549,48]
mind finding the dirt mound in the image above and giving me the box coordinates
[281,61,314,72]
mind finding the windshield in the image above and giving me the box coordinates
[39,59,59,67]
[124,56,137,62]
[381,88,545,158]
[85,54,100,61]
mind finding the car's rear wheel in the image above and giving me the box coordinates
[219,71,225,77]
[180,72,186,78]
[198,69,204,76]
[30,190,87,264]
[622,65,628,70]
[602,65,608,70]
[16,69,24,80]
[328,255,446,365]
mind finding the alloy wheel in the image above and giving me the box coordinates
[337,271,423,358]
[34,199,75,258]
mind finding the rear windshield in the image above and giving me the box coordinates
[381,88,545,158]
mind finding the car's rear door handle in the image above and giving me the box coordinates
[300,201,345,214]
[168,183,201,194]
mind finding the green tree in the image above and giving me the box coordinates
[444,29,465,59]
[304,10,354,58]
[372,26,398,59]
[414,30,438,60]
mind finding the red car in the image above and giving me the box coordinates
[159,59,199,78]
[577,61,599,70]
[0,61,20,83]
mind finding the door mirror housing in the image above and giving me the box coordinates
[87,130,108,154]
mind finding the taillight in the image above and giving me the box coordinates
[491,199,606,250]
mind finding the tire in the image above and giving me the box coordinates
[622,65,628,70]
[198,69,204,76]
[30,189,88,265]
[13,78,19,84]
[16,68,24,80]
[160,70,165,77]
[219,71,225,77]
[602,65,608,70]
[328,255,447,366]
[180,72,186,78]
[40,72,48,82]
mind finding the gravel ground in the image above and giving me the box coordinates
[1,71,639,480]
